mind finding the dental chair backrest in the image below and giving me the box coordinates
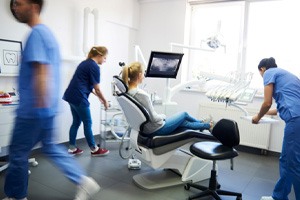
[112,76,150,151]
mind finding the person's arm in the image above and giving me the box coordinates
[33,62,48,108]
[266,108,277,116]
[252,84,273,124]
[93,83,109,110]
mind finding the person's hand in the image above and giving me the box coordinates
[252,114,260,124]
[103,101,110,110]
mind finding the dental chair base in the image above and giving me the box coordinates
[133,158,213,190]
[133,142,214,190]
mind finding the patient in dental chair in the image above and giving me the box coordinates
[121,62,213,137]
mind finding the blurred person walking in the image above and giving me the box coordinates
[3,0,100,199]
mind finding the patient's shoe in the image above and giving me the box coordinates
[260,196,275,200]
[68,147,84,155]
[203,115,215,132]
[209,120,215,132]
[202,115,212,124]
[74,176,100,200]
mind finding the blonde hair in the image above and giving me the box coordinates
[87,46,108,59]
[122,62,143,86]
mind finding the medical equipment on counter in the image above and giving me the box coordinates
[205,72,254,103]
[0,88,19,105]
[0,92,12,104]
[204,71,279,123]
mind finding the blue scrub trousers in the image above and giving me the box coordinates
[272,117,300,200]
[69,103,96,149]
[4,117,85,199]
[152,111,210,136]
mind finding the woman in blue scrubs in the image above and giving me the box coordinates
[252,57,300,200]
[63,46,110,156]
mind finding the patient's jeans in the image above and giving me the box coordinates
[152,111,210,136]
[69,103,96,149]
[4,117,85,199]
[272,117,300,200]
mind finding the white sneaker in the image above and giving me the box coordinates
[2,198,27,200]
[261,196,274,200]
[74,176,100,200]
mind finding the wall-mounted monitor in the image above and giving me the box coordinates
[145,51,184,79]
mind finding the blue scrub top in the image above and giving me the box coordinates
[17,24,61,119]
[263,68,300,122]
[63,59,100,106]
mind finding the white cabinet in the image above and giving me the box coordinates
[0,106,16,148]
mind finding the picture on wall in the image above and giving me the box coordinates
[0,39,22,75]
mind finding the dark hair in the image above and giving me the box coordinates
[10,0,44,17]
[258,57,277,70]
[29,0,44,11]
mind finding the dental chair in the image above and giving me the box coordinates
[112,76,216,190]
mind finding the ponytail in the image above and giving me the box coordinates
[122,66,130,86]
[87,46,108,59]
[121,62,143,86]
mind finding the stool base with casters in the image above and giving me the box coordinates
[185,161,242,200]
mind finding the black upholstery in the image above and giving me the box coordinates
[112,75,216,155]
[138,129,215,149]
[185,118,242,200]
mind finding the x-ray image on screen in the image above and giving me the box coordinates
[145,51,184,78]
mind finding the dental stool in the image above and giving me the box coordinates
[112,76,216,190]
[185,118,242,200]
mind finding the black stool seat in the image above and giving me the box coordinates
[190,141,238,160]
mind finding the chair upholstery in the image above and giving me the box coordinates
[185,118,242,200]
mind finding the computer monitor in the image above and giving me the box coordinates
[145,51,184,78]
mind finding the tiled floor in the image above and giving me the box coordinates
[0,138,296,200]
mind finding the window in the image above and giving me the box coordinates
[187,0,300,93]
[245,0,300,89]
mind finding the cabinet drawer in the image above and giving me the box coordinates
[0,123,13,136]
[0,107,16,124]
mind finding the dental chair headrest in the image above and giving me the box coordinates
[113,75,128,94]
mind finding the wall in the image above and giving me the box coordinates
[137,0,187,100]
[0,0,140,155]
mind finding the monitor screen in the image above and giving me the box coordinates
[145,51,184,78]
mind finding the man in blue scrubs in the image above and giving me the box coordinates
[252,57,300,200]
[3,0,100,199]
